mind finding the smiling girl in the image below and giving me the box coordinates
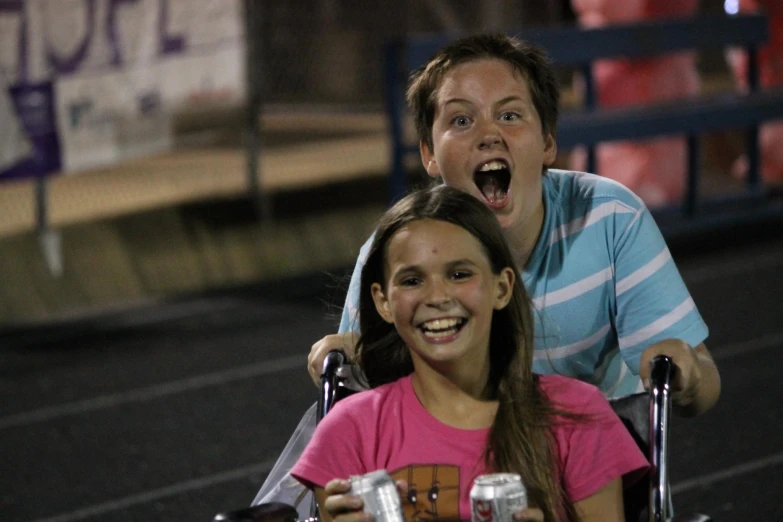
[291,185,648,522]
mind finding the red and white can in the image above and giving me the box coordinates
[470,473,528,522]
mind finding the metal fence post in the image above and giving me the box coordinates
[244,0,271,221]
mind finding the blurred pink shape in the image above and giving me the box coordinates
[726,0,783,183]
[569,0,700,206]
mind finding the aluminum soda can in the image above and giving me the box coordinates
[349,469,405,522]
[470,473,528,522]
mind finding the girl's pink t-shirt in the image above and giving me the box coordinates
[291,374,648,521]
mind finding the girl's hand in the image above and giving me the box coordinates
[322,479,368,522]
[320,478,409,522]
[513,507,545,521]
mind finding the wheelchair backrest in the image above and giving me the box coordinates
[609,392,650,522]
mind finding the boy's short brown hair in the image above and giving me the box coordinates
[406,33,559,153]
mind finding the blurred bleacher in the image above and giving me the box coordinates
[0,109,391,324]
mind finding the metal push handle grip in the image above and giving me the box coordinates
[317,349,346,422]
[649,355,674,522]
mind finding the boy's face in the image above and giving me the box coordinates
[420,58,556,238]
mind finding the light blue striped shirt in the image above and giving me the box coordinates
[338,170,708,399]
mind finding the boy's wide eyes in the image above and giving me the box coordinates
[451,270,472,280]
[449,112,520,127]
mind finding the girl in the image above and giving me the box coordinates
[291,185,647,522]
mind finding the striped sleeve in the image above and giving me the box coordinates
[613,205,708,373]
[337,234,374,334]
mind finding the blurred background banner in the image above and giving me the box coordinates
[2,79,60,179]
[0,69,33,174]
[0,0,246,177]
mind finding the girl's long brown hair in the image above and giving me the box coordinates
[355,185,580,522]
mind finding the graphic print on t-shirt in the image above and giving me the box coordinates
[390,465,460,522]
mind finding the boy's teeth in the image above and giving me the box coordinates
[479,160,506,171]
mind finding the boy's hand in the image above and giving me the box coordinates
[308,332,358,387]
[639,339,702,407]
[513,507,544,521]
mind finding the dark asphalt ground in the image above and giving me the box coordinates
[1,223,782,522]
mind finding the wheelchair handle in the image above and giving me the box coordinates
[649,355,674,522]
[317,350,346,422]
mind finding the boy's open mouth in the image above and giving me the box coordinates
[474,160,510,207]
[418,317,467,340]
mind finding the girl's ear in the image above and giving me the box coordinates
[493,267,515,310]
[371,282,394,324]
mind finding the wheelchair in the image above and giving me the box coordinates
[213,353,711,522]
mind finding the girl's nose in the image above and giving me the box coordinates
[425,279,454,308]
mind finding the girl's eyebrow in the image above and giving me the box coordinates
[391,258,478,276]
[446,258,479,268]
[390,264,421,277]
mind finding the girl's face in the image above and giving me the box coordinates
[371,219,514,374]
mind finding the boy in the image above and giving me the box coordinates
[310,33,720,416]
